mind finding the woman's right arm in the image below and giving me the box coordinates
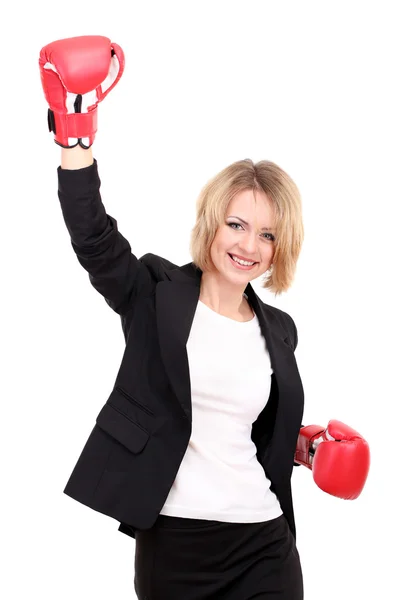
[40,36,152,314]
[57,150,153,315]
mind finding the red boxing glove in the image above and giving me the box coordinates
[295,420,370,499]
[39,35,125,148]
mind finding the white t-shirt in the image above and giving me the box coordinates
[160,299,283,523]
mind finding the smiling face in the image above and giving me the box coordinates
[209,188,276,285]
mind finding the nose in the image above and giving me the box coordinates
[239,231,259,257]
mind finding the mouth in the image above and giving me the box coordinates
[228,253,259,270]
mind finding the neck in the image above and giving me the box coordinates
[199,271,249,316]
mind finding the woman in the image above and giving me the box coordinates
[39,35,370,600]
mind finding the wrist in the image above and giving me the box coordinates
[61,145,94,170]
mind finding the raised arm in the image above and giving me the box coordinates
[39,36,153,315]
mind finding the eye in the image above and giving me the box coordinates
[227,222,275,242]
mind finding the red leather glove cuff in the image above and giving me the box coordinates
[295,425,325,467]
[49,107,98,148]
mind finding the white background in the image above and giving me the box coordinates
[2,1,399,598]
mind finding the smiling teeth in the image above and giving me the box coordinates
[231,255,255,266]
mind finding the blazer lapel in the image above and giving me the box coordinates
[156,277,200,421]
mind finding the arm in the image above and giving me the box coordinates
[57,152,152,315]
[40,36,153,314]
[286,312,304,466]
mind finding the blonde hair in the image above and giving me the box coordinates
[189,159,304,295]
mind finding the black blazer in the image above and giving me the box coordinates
[58,160,305,541]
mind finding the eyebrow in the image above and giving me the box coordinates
[227,216,276,231]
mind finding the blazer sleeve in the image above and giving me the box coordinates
[57,159,152,315]
[285,312,304,467]
[285,312,298,352]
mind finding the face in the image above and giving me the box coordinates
[209,188,276,285]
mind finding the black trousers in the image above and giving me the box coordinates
[134,513,303,599]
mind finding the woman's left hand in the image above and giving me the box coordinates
[295,420,370,499]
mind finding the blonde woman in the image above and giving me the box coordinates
[39,35,370,600]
